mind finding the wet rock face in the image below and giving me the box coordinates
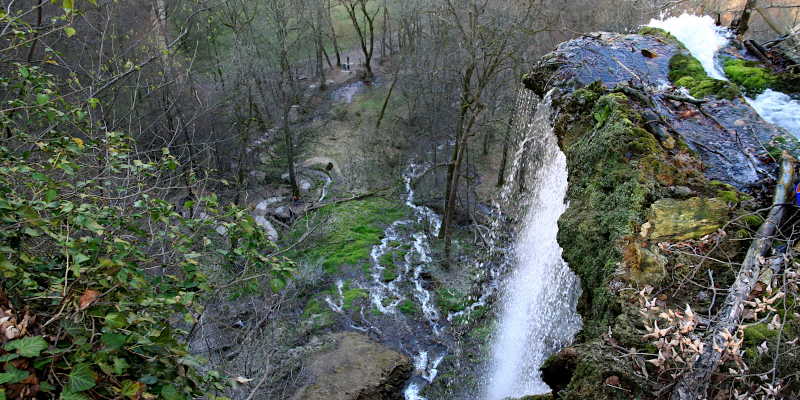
[525,32,677,93]
[292,332,412,400]
[531,30,789,190]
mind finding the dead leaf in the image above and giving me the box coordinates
[78,289,100,310]
[234,376,254,384]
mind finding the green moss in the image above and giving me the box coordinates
[669,54,740,99]
[743,323,778,347]
[291,198,406,273]
[717,190,739,203]
[723,58,777,96]
[301,299,336,332]
[398,299,417,315]
[342,287,368,310]
[638,27,681,46]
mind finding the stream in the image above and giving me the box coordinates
[648,13,800,137]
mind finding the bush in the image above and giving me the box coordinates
[0,62,290,399]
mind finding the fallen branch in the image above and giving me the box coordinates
[301,187,392,214]
[670,152,796,400]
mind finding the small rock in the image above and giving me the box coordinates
[641,49,658,58]
[669,185,694,198]
[605,375,621,386]
[646,197,728,241]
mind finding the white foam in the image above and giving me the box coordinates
[647,14,729,80]
[746,89,800,137]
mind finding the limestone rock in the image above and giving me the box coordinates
[253,215,279,242]
[623,243,667,285]
[647,197,728,241]
[292,332,412,400]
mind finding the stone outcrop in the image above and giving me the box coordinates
[525,28,799,400]
[292,332,412,400]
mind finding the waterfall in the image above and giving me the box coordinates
[648,14,800,137]
[485,90,582,400]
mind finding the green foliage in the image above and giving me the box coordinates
[0,62,290,398]
[669,54,740,99]
[723,58,777,96]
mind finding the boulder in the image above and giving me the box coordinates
[254,215,279,242]
[292,332,412,400]
[646,197,728,241]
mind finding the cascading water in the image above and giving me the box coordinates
[485,90,582,400]
[648,13,800,137]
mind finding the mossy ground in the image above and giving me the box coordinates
[668,54,740,99]
[286,197,406,273]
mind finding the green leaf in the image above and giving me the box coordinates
[5,336,48,357]
[269,277,286,293]
[60,391,89,400]
[160,384,184,400]
[64,27,76,37]
[62,0,74,11]
[45,189,58,202]
[101,332,127,350]
[36,93,50,105]
[67,363,96,392]
[112,357,129,375]
[0,365,29,384]
[0,388,5,400]
[0,354,18,363]
[39,381,55,392]
[104,312,127,328]
[120,380,143,398]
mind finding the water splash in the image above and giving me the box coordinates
[746,89,800,137]
[485,90,582,399]
[647,14,730,80]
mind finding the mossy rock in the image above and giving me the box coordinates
[436,288,469,314]
[722,58,777,96]
[638,26,682,47]
[669,54,740,99]
[622,242,667,285]
[558,92,663,336]
[646,197,729,241]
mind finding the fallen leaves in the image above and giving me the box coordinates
[78,289,100,311]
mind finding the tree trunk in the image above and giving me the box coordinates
[732,0,758,37]
[670,153,796,400]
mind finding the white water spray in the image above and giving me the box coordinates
[647,14,730,80]
[485,91,582,400]
[648,14,800,137]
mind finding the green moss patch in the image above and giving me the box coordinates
[558,92,663,336]
[669,54,740,99]
[436,288,469,314]
[723,58,777,96]
[289,197,406,273]
[638,27,682,47]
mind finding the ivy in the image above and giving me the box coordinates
[0,42,292,399]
